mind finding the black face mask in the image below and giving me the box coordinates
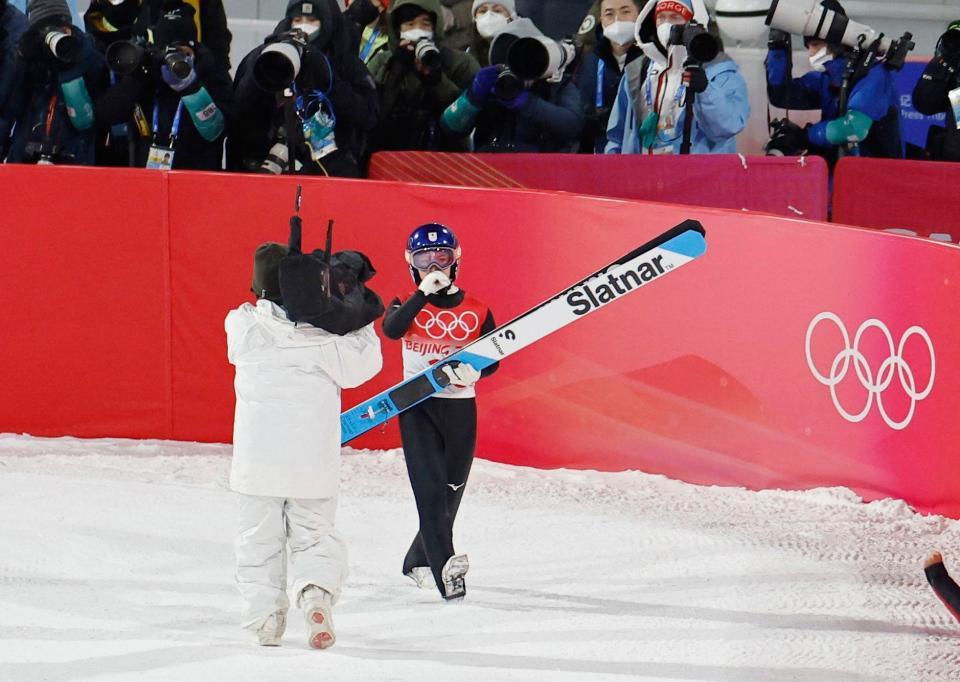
[100,0,141,30]
[351,0,380,28]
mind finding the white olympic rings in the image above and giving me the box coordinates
[414,309,480,341]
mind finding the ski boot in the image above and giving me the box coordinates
[441,554,469,601]
[404,566,432,589]
[255,610,287,646]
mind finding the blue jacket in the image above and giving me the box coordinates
[7,31,108,165]
[0,5,29,153]
[605,53,749,155]
[574,34,645,153]
[765,49,902,158]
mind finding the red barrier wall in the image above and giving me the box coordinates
[833,158,960,240]
[369,152,830,221]
[2,166,959,518]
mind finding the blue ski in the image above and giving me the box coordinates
[341,220,707,444]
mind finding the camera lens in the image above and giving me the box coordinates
[414,40,441,71]
[105,40,145,75]
[493,69,523,100]
[164,49,192,79]
[43,30,80,63]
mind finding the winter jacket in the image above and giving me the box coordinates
[366,0,479,152]
[913,55,960,162]
[7,28,108,165]
[226,299,382,499]
[766,50,902,159]
[140,0,231,72]
[228,0,379,177]
[0,4,28,156]
[95,42,231,170]
[575,22,645,153]
[605,0,748,155]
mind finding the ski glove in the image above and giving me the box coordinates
[468,65,500,106]
[683,64,708,94]
[442,362,481,388]
[418,271,451,295]
[162,56,198,92]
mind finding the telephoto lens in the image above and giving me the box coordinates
[254,39,303,91]
[670,23,720,63]
[414,39,441,71]
[106,40,145,74]
[163,47,192,79]
[43,29,80,63]
[493,68,523,100]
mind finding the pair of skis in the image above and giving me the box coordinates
[340,220,707,444]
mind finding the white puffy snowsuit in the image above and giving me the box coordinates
[225,298,382,629]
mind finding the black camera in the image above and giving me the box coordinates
[764,118,807,156]
[253,30,310,92]
[493,67,523,100]
[42,28,80,63]
[668,22,720,63]
[24,140,71,164]
[413,38,441,71]
[106,39,192,78]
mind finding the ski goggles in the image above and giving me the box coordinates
[409,247,458,271]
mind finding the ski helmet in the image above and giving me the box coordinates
[405,223,462,285]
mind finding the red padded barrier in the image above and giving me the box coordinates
[833,158,960,240]
[0,165,171,438]
[2,166,959,518]
[369,152,830,221]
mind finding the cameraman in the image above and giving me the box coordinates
[605,0,748,154]
[228,0,378,177]
[912,20,960,162]
[575,0,645,153]
[95,1,231,170]
[765,0,901,159]
[365,0,479,152]
[0,0,29,157]
[6,0,108,164]
[140,0,231,71]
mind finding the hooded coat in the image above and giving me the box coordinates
[0,1,29,154]
[228,0,379,176]
[605,0,748,155]
[366,0,479,152]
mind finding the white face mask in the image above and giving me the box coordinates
[400,28,433,43]
[475,11,509,39]
[656,22,675,50]
[808,46,830,72]
[603,20,636,47]
[292,21,320,36]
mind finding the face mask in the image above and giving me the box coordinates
[292,21,320,36]
[656,22,675,50]
[808,46,830,72]
[475,11,509,39]
[603,20,636,47]
[400,28,433,43]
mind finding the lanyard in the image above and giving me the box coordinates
[152,98,184,146]
[595,59,605,109]
[359,28,381,62]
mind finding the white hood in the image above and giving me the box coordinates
[634,0,711,67]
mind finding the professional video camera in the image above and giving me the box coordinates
[667,22,720,63]
[765,0,914,70]
[489,20,575,101]
[106,37,193,78]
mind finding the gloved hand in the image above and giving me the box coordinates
[767,28,791,51]
[682,64,708,94]
[467,65,500,106]
[418,271,451,295]
[442,362,481,388]
[497,87,529,110]
[161,55,198,92]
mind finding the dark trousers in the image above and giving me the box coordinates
[399,397,477,596]
[926,561,960,622]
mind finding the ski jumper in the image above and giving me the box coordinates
[925,560,960,622]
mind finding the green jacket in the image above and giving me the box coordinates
[367,0,479,151]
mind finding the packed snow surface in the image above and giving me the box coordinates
[0,434,958,681]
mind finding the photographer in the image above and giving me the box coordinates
[605,0,748,154]
[6,0,108,164]
[764,0,901,160]
[365,0,479,152]
[912,20,960,162]
[464,1,518,67]
[575,0,645,153]
[228,0,378,177]
[95,1,231,170]
[344,0,387,59]
[140,0,230,71]
[440,20,585,152]
[0,0,29,157]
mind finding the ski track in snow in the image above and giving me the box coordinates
[0,433,958,681]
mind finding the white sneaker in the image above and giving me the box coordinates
[405,566,432,589]
[441,554,469,600]
[255,610,286,646]
[300,585,336,650]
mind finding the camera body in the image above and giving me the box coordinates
[413,38,441,72]
[668,22,720,63]
[24,140,70,164]
[106,38,192,78]
[763,118,807,156]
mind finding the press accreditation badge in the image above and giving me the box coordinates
[949,86,960,130]
[146,145,175,170]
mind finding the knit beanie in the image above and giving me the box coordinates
[471,0,516,17]
[27,0,71,28]
[655,0,693,22]
[252,242,290,303]
[286,0,321,20]
[148,0,197,46]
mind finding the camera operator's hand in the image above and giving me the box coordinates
[467,65,500,106]
[767,28,791,51]
[764,119,809,156]
[683,64,708,94]
[161,55,198,92]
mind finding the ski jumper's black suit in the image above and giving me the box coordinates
[925,559,960,622]
[382,288,497,596]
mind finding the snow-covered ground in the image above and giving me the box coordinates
[0,434,957,681]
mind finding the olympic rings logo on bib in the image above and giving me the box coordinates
[804,312,935,431]
[415,309,480,341]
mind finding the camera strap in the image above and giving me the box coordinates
[359,28,381,63]
[595,59,605,109]
[151,98,184,148]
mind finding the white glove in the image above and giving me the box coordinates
[442,362,481,388]
[418,271,451,295]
